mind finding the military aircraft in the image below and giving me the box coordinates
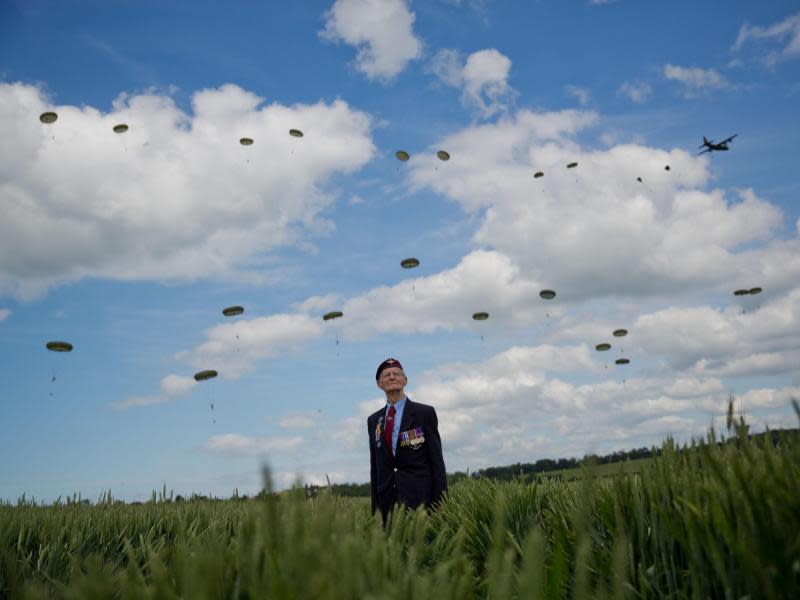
[698,134,737,155]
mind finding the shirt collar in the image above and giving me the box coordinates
[386,396,407,413]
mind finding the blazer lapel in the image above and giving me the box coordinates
[398,398,415,439]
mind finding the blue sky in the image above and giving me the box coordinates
[1,0,799,502]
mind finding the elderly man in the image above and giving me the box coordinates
[368,358,447,521]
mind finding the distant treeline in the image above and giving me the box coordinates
[321,444,658,497]
[320,427,800,497]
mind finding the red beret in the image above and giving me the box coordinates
[376,357,404,380]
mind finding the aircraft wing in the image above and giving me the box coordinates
[697,148,711,155]
[721,134,737,144]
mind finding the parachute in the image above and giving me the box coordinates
[46,340,72,394]
[395,150,410,162]
[539,290,556,300]
[437,150,450,161]
[113,124,129,134]
[289,129,304,138]
[665,165,671,171]
[566,162,578,169]
[749,287,762,295]
[39,112,58,124]
[612,329,628,337]
[595,343,611,352]
[46,341,73,352]
[194,370,218,382]
[323,311,344,349]
[534,171,544,178]
[222,306,244,317]
[472,312,489,321]
[400,258,419,269]
[733,289,749,296]
[615,358,630,365]
[239,137,254,146]
[194,370,219,422]
[636,177,642,182]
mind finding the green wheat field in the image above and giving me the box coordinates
[2,407,799,599]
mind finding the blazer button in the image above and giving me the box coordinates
[393,467,398,472]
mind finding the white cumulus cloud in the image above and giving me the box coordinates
[167,249,552,380]
[565,84,591,106]
[635,289,800,378]
[177,313,324,378]
[350,346,797,470]
[320,0,422,81]
[618,80,652,103]
[160,374,197,396]
[732,12,800,67]
[163,109,800,390]
[279,413,318,429]
[406,110,800,302]
[111,373,197,409]
[429,48,515,118]
[0,82,374,300]
[204,433,304,457]
[663,64,730,98]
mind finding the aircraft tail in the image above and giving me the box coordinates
[703,136,710,145]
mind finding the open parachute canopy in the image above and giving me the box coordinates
[534,171,544,178]
[194,370,218,382]
[113,124,129,134]
[665,165,671,171]
[395,150,410,162]
[437,150,450,161]
[636,177,642,182]
[734,289,749,296]
[539,290,556,300]
[323,311,343,321]
[472,312,489,321]
[400,257,420,269]
[289,129,304,138]
[39,112,58,124]
[566,162,578,169]
[222,306,244,317]
[615,358,630,365]
[239,137,254,146]
[749,287,762,295]
[595,343,611,352]
[46,341,73,352]
[613,329,628,337]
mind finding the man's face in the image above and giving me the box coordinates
[377,367,407,394]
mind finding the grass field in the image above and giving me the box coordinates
[1,410,799,599]
[535,456,653,481]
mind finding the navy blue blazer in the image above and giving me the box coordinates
[368,398,447,517]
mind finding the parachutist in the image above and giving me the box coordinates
[223,306,244,317]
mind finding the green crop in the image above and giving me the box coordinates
[1,409,798,599]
